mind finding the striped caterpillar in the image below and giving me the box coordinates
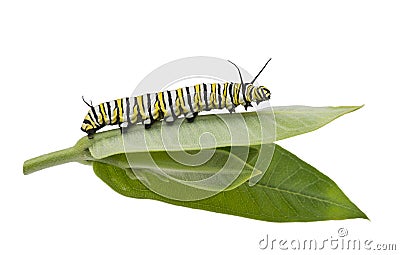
[81,59,272,138]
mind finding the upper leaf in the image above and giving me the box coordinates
[89,105,362,159]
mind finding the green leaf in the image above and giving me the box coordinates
[89,105,362,159]
[93,144,367,222]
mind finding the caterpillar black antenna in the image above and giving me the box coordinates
[82,96,93,107]
[251,58,272,84]
[227,60,244,86]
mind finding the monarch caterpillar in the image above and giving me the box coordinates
[81,59,272,138]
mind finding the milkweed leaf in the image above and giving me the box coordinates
[89,105,362,159]
[93,144,367,222]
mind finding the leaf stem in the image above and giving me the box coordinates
[23,146,92,175]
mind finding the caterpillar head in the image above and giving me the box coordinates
[228,58,272,103]
[256,86,271,101]
[81,116,97,137]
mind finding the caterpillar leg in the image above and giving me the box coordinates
[244,102,252,111]
[164,116,175,125]
[119,122,129,134]
[143,118,154,129]
[186,112,198,123]
[87,129,95,139]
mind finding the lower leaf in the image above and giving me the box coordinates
[93,144,367,222]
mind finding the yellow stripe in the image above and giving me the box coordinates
[233,83,238,105]
[112,107,118,124]
[246,85,253,101]
[85,115,96,127]
[158,92,167,116]
[117,99,123,123]
[224,82,233,107]
[236,83,242,104]
[137,95,146,119]
[195,84,201,111]
[82,123,94,131]
[153,99,160,120]
[100,103,108,124]
[211,83,217,107]
[177,88,187,113]
[237,83,243,104]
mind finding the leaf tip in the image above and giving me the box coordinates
[355,104,365,110]
[360,210,370,221]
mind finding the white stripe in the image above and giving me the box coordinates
[180,89,188,113]
[170,90,179,116]
[238,84,244,104]
[94,106,102,124]
[123,98,129,123]
[142,94,149,120]
[128,97,135,123]
[189,86,196,112]
[89,110,99,126]
[183,87,191,113]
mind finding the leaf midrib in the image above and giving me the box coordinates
[253,183,357,212]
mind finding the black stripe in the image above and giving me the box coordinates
[106,102,112,124]
[249,86,255,101]
[203,83,209,110]
[126,97,131,124]
[154,93,162,119]
[223,83,228,106]
[120,99,124,117]
[255,88,262,100]
[147,94,153,122]
[186,87,194,113]
[194,86,198,111]
[261,89,267,99]
[217,83,222,109]
[166,90,176,119]
[160,92,167,118]
[83,119,92,125]
[229,82,235,106]
[167,91,173,106]
[88,111,97,127]
[90,106,99,125]
[114,100,119,125]
[242,83,248,104]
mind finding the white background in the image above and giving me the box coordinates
[1,1,399,254]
